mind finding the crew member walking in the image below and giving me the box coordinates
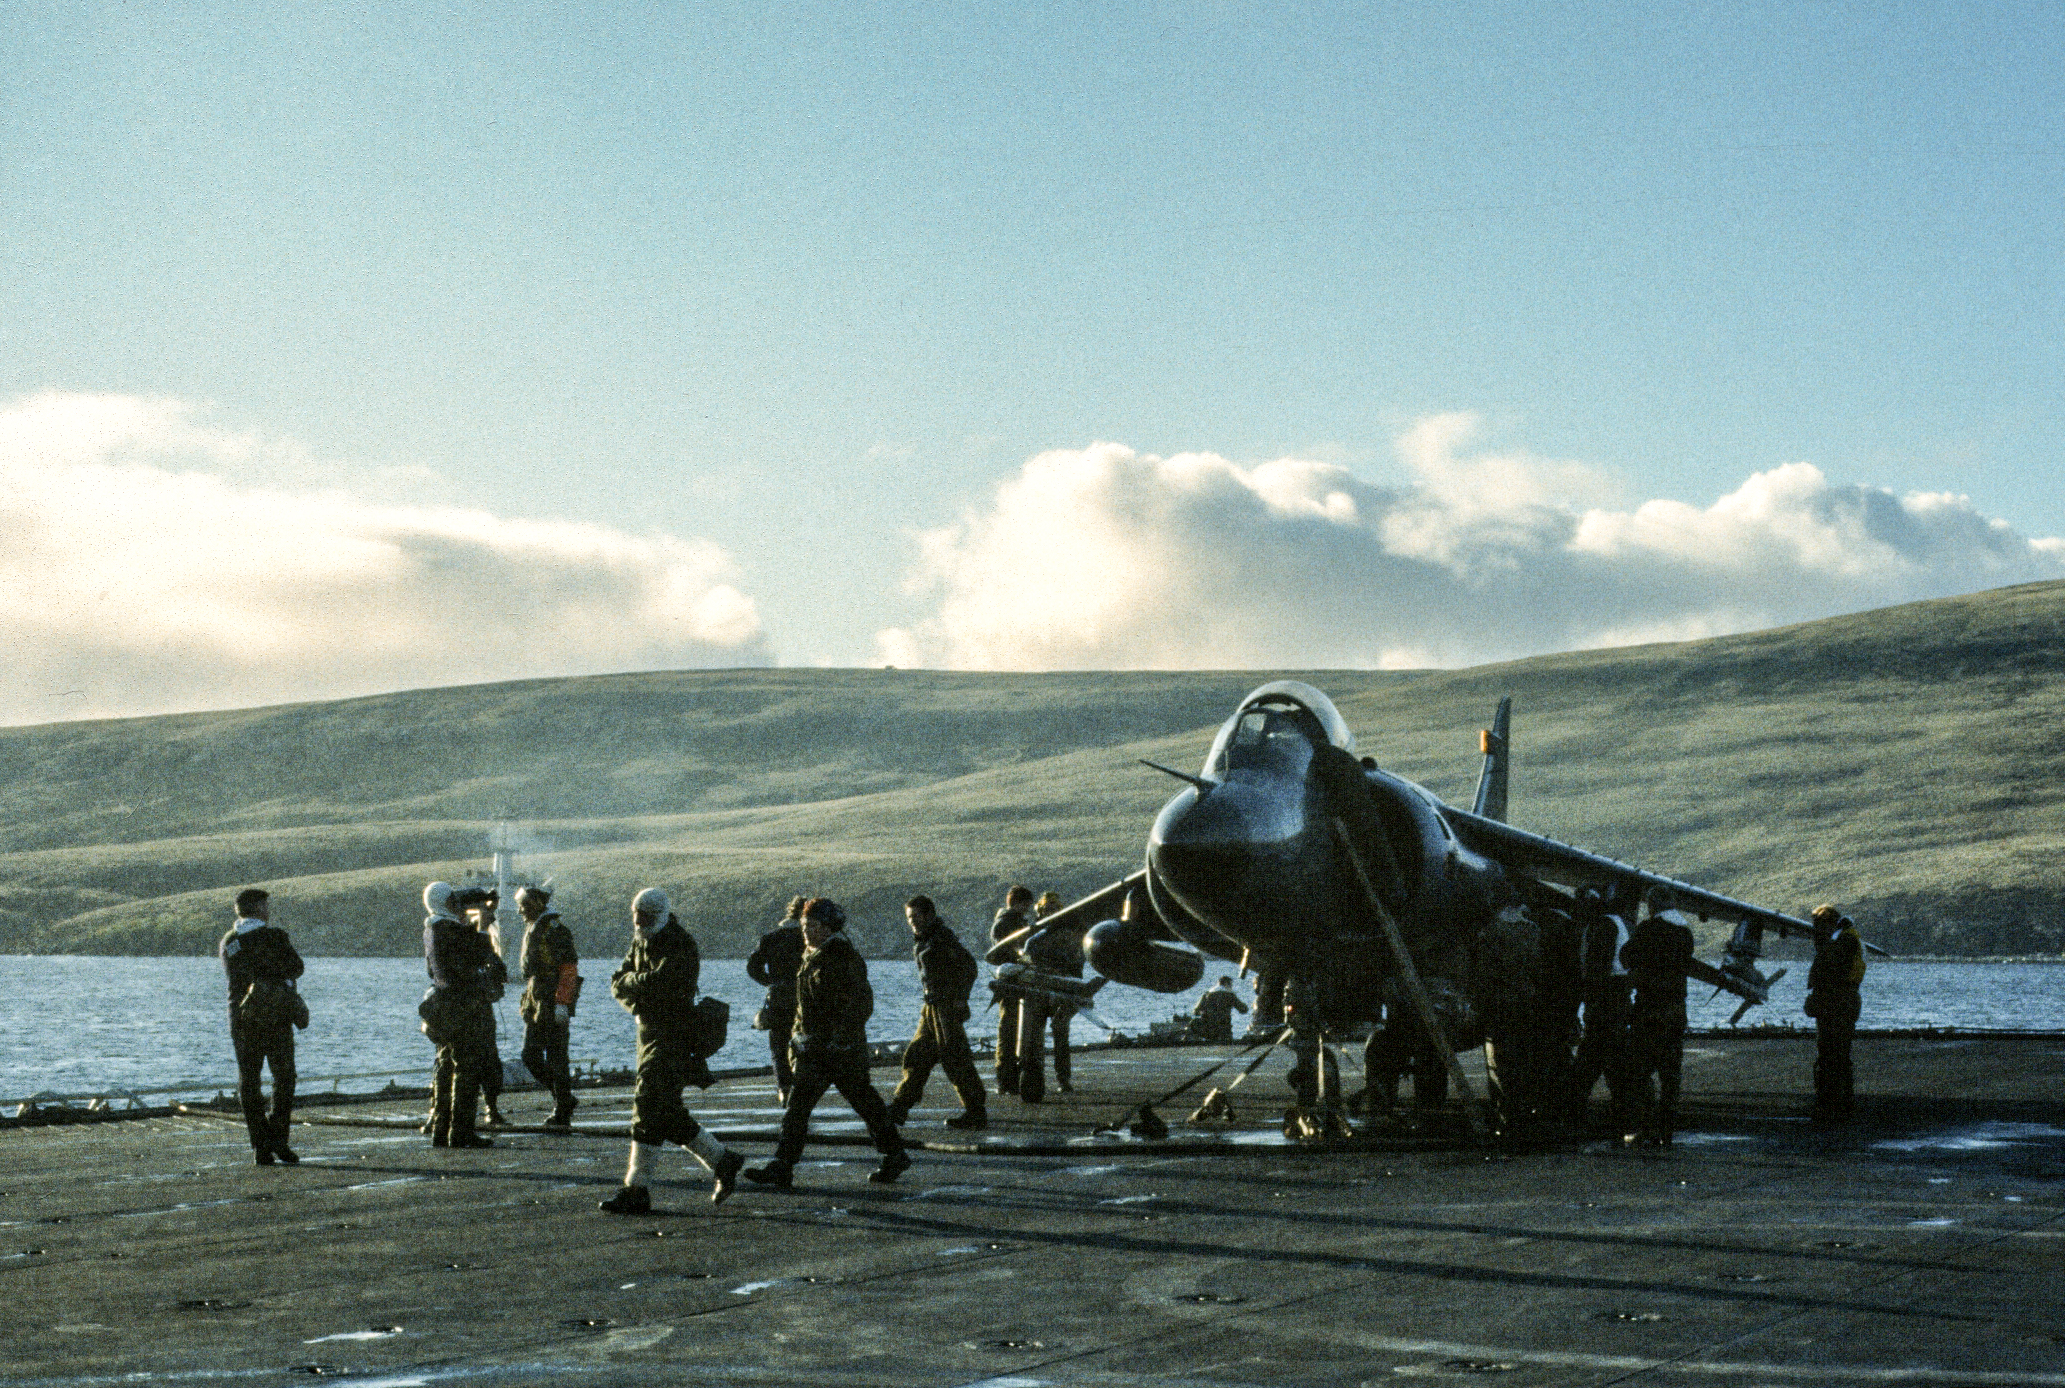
[747,899,909,1190]
[747,896,808,1102]
[1806,904,1867,1123]
[220,887,304,1166]
[600,888,743,1212]
[888,895,987,1130]
[423,882,505,1149]
[516,886,581,1129]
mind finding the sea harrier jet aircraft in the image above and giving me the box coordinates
[1021,680,1823,1131]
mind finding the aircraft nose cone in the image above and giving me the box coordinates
[1149,778,1308,923]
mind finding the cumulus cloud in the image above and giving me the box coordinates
[1,392,769,724]
[877,414,2065,670]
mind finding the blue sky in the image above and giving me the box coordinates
[3,3,2061,720]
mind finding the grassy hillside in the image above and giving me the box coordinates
[4,581,2062,958]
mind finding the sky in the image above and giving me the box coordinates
[4,2,2061,724]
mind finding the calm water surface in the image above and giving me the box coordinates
[2,955,2060,1103]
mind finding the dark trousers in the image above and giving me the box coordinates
[1364,1014,1442,1113]
[231,1018,294,1153]
[773,1041,903,1168]
[1484,1022,1553,1132]
[1014,997,1073,1101]
[994,996,1022,1092]
[431,1006,495,1142]
[521,1017,574,1111]
[1814,1003,1858,1119]
[768,1018,795,1097]
[1571,991,1633,1126]
[631,1048,707,1148]
[892,1004,987,1115]
[1627,1010,1685,1137]
[481,1028,503,1107]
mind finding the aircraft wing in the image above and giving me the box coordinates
[1032,870,1148,938]
[1441,805,1817,940]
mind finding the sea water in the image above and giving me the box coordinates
[1,955,2060,1104]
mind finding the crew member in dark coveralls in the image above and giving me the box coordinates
[599,888,743,1213]
[747,896,807,1102]
[423,881,505,1149]
[1013,891,1084,1102]
[888,895,987,1130]
[988,885,1036,1096]
[1569,885,1634,1130]
[1621,892,1696,1146]
[516,886,580,1129]
[1806,904,1867,1123]
[219,887,304,1166]
[1189,976,1249,1042]
[746,898,909,1190]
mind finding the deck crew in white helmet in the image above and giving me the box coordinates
[598,887,743,1213]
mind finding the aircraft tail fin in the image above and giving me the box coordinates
[1471,696,1512,822]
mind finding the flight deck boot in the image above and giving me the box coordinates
[685,1130,744,1205]
[600,1142,658,1214]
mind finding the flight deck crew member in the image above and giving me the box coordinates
[423,882,506,1148]
[1476,905,1548,1135]
[1189,976,1249,1042]
[1246,961,1287,1038]
[516,886,581,1129]
[988,885,1037,1096]
[219,887,304,1166]
[1805,904,1866,1123]
[746,898,910,1190]
[1569,886,1635,1130]
[599,888,743,1212]
[746,896,808,1102]
[1013,890,1083,1101]
[888,895,987,1129]
[1620,893,1696,1146]
[467,902,511,1129]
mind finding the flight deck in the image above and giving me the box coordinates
[3,1033,2062,1387]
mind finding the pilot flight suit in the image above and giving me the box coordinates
[220,917,304,1163]
[425,911,506,1147]
[1806,917,1867,1121]
[600,905,743,1212]
[746,914,806,1099]
[1621,912,1695,1144]
[889,914,987,1125]
[519,908,581,1125]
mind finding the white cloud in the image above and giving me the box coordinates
[0,392,769,724]
[878,416,2065,670]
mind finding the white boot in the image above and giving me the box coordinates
[598,1142,661,1215]
[687,1128,745,1205]
[685,1128,730,1176]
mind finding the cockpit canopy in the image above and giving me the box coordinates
[1203,680,1356,779]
